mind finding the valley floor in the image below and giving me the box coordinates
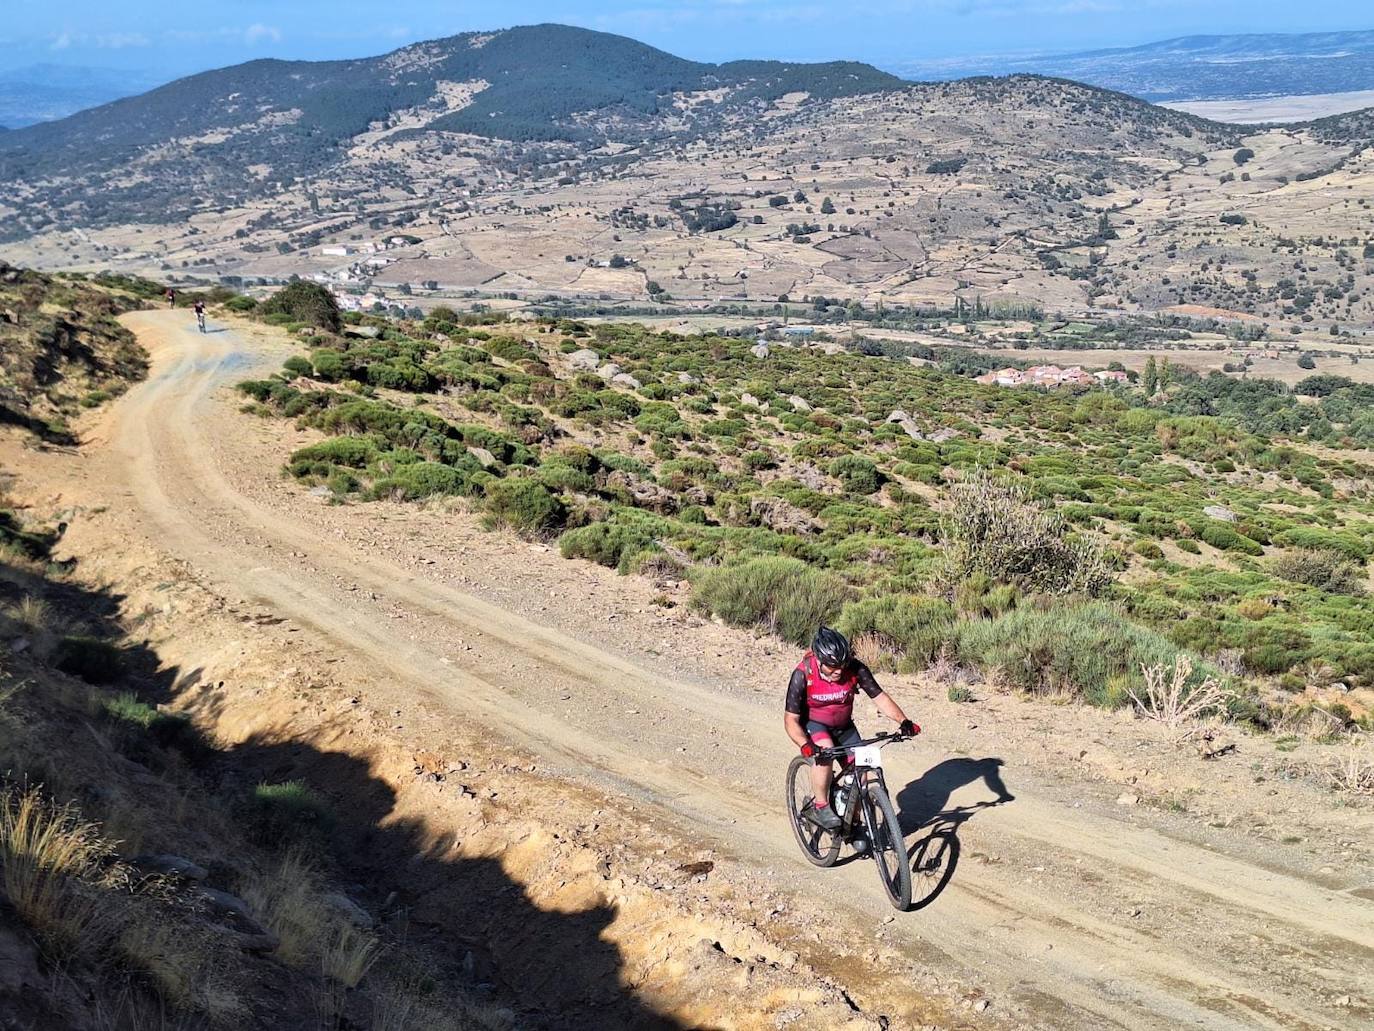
[11,310,1373,1029]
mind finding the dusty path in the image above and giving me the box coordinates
[78,311,1374,1028]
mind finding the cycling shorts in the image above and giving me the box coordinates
[806,720,861,750]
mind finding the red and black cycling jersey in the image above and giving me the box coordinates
[785,652,883,728]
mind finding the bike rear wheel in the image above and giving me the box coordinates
[785,755,841,867]
[863,779,912,909]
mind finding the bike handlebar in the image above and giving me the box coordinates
[812,730,912,760]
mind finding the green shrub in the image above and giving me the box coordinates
[559,521,657,573]
[367,359,433,392]
[829,455,883,494]
[947,684,975,703]
[535,460,595,493]
[1197,521,1264,555]
[1271,549,1366,594]
[484,335,531,362]
[1133,539,1164,560]
[1176,538,1201,554]
[956,602,1182,706]
[483,478,566,536]
[52,636,124,685]
[259,281,341,332]
[289,436,380,472]
[282,356,313,378]
[224,294,257,313]
[104,692,199,753]
[835,594,955,670]
[691,557,851,645]
[248,781,334,849]
[1275,527,1370,562]
[368,461,476,500]
[326,468,359,495]
[940,471,1112,596]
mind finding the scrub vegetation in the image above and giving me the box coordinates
[238,297,1374,735]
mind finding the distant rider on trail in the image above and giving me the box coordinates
[784,626,919,831]
[166,287,176,309]
[193,299,206,333]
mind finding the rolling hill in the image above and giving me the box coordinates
[0,23,903,233]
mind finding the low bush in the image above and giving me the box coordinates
[247,781,335,850]
[482,477,566,536]
[1272,549,1366,595]
[368,461,479,500]
[559,521,657,573]
[835,594,955,671]
[289,436,381,473]
[691,556,851,645]
[1197,521,1264,555]
[940,471,1112,596]
[829,455,883,494]
[956,601,1183,706]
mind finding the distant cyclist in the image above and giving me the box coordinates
[166,287,176,309]
[193,299,206,333]
[785,626,919,831]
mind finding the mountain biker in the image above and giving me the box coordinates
[785,626,918,832]
[193,299,206,332]
[166,287,176,309]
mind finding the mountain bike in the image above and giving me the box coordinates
[785,731,912,909]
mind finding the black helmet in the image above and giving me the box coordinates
[812,626,851,668]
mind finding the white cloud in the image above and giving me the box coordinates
[49,31,72,51]
[244,23,283,46]
[96,32,151,49]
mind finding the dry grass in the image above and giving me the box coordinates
[7,594,57,636]
[1128,656,1230,737]
[0,784,118,956]
[371,973,515,1031]
[116,911,246,1022]
[1275,704,1348,743]
[314,923,384,1029]
[1316,738,1374,797]
[238,848,328,967]
[321,921,382,987]
[850,630,888,671]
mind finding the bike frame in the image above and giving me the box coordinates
[813,732,904,837]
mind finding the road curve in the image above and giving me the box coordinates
[103,311,1374,1030]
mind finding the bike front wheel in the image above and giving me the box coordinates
[863,779,912,910]
[785,755,841,867]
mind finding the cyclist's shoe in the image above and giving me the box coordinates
[803,800,842,832]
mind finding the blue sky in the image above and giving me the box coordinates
[1,1,1369,76]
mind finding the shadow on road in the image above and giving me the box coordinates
[0,543,693,1029]
[894,758,1016,910]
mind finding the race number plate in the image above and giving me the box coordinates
[852,746,883,769]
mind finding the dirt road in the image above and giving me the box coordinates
[86,311,1374,1028]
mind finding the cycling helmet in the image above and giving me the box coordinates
[812,626,851,668]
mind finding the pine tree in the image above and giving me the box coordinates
[1160,356,1172,388]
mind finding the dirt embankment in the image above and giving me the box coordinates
[6,309,1372,1029]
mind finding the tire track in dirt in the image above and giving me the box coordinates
[103,311,1374,1030]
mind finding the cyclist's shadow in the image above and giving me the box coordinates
[895,758,1015,910]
